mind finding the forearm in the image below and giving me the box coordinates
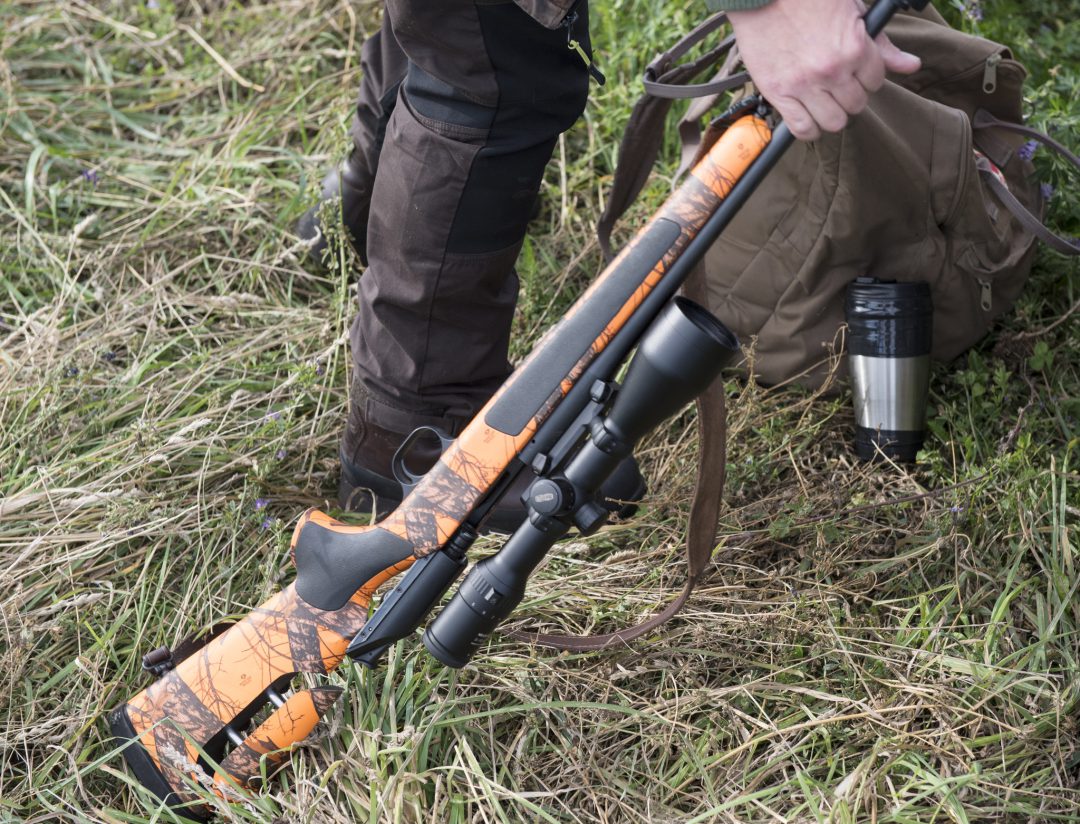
[705,0,774,11]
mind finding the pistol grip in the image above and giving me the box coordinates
[291,508,417,611]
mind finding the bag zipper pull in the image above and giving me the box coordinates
[977,277,993,311]
[983,53,1002,94]
[563,11,606,86]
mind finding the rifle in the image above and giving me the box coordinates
[110,1,925,816]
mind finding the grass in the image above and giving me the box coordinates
[1,0,1078,821]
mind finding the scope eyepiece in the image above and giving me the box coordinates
[423,514,570,667]
[422,558,520,667]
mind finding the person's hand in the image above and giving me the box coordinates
[728,0,921,141]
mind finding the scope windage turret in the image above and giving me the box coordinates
[422,297,740,668]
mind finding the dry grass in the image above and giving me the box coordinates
[2,1,1079,822]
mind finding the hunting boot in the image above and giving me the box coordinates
[295,152,374,266]
[339,378,646,535]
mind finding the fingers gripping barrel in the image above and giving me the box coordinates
[110,510,416,815]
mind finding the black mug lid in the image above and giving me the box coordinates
[846,278,932,357]
[846,279,932,320]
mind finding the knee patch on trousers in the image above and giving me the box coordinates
[404,62,497,136]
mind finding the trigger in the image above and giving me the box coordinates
[391,425,454,493]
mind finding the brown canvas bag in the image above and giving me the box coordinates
[600,4,1079,391]
[506,5,1080,652]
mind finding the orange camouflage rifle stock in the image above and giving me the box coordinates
[109,4,919,814]
[109,111,768,817]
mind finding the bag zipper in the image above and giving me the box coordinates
[983,52,1002,94]
[562,9,606,86]
[947,109,993,314]
[916,49,1022,103]
[941,109,973,229]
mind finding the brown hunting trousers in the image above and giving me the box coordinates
[347,0,590,433]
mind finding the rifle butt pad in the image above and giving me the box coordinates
[110,509,419,813]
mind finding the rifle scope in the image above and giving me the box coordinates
[423,297,739,667]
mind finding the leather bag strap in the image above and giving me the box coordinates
[507,264,726,651]
[973,109,1080,256]
[596,13,748,260]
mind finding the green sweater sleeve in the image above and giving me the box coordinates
[704,0,774,11]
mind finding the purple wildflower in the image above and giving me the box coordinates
[1016,140,1038,162]
[265,411,282,422]
[949,504,964,514]
[964,1,983,21]
[260,517,273,531]
[147,0,160,8]
[65,366,79,377]
[80,169,100,185]
[255,498,269,510]
[275,448,287,460]
[1040,183,1054,201]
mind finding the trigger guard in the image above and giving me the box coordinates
[391,425,454,492]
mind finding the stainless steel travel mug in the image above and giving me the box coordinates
[846,279,933,462]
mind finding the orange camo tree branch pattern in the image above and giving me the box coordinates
[116,115,772,806]
[214,685,344,787]
[124,582,371,805]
